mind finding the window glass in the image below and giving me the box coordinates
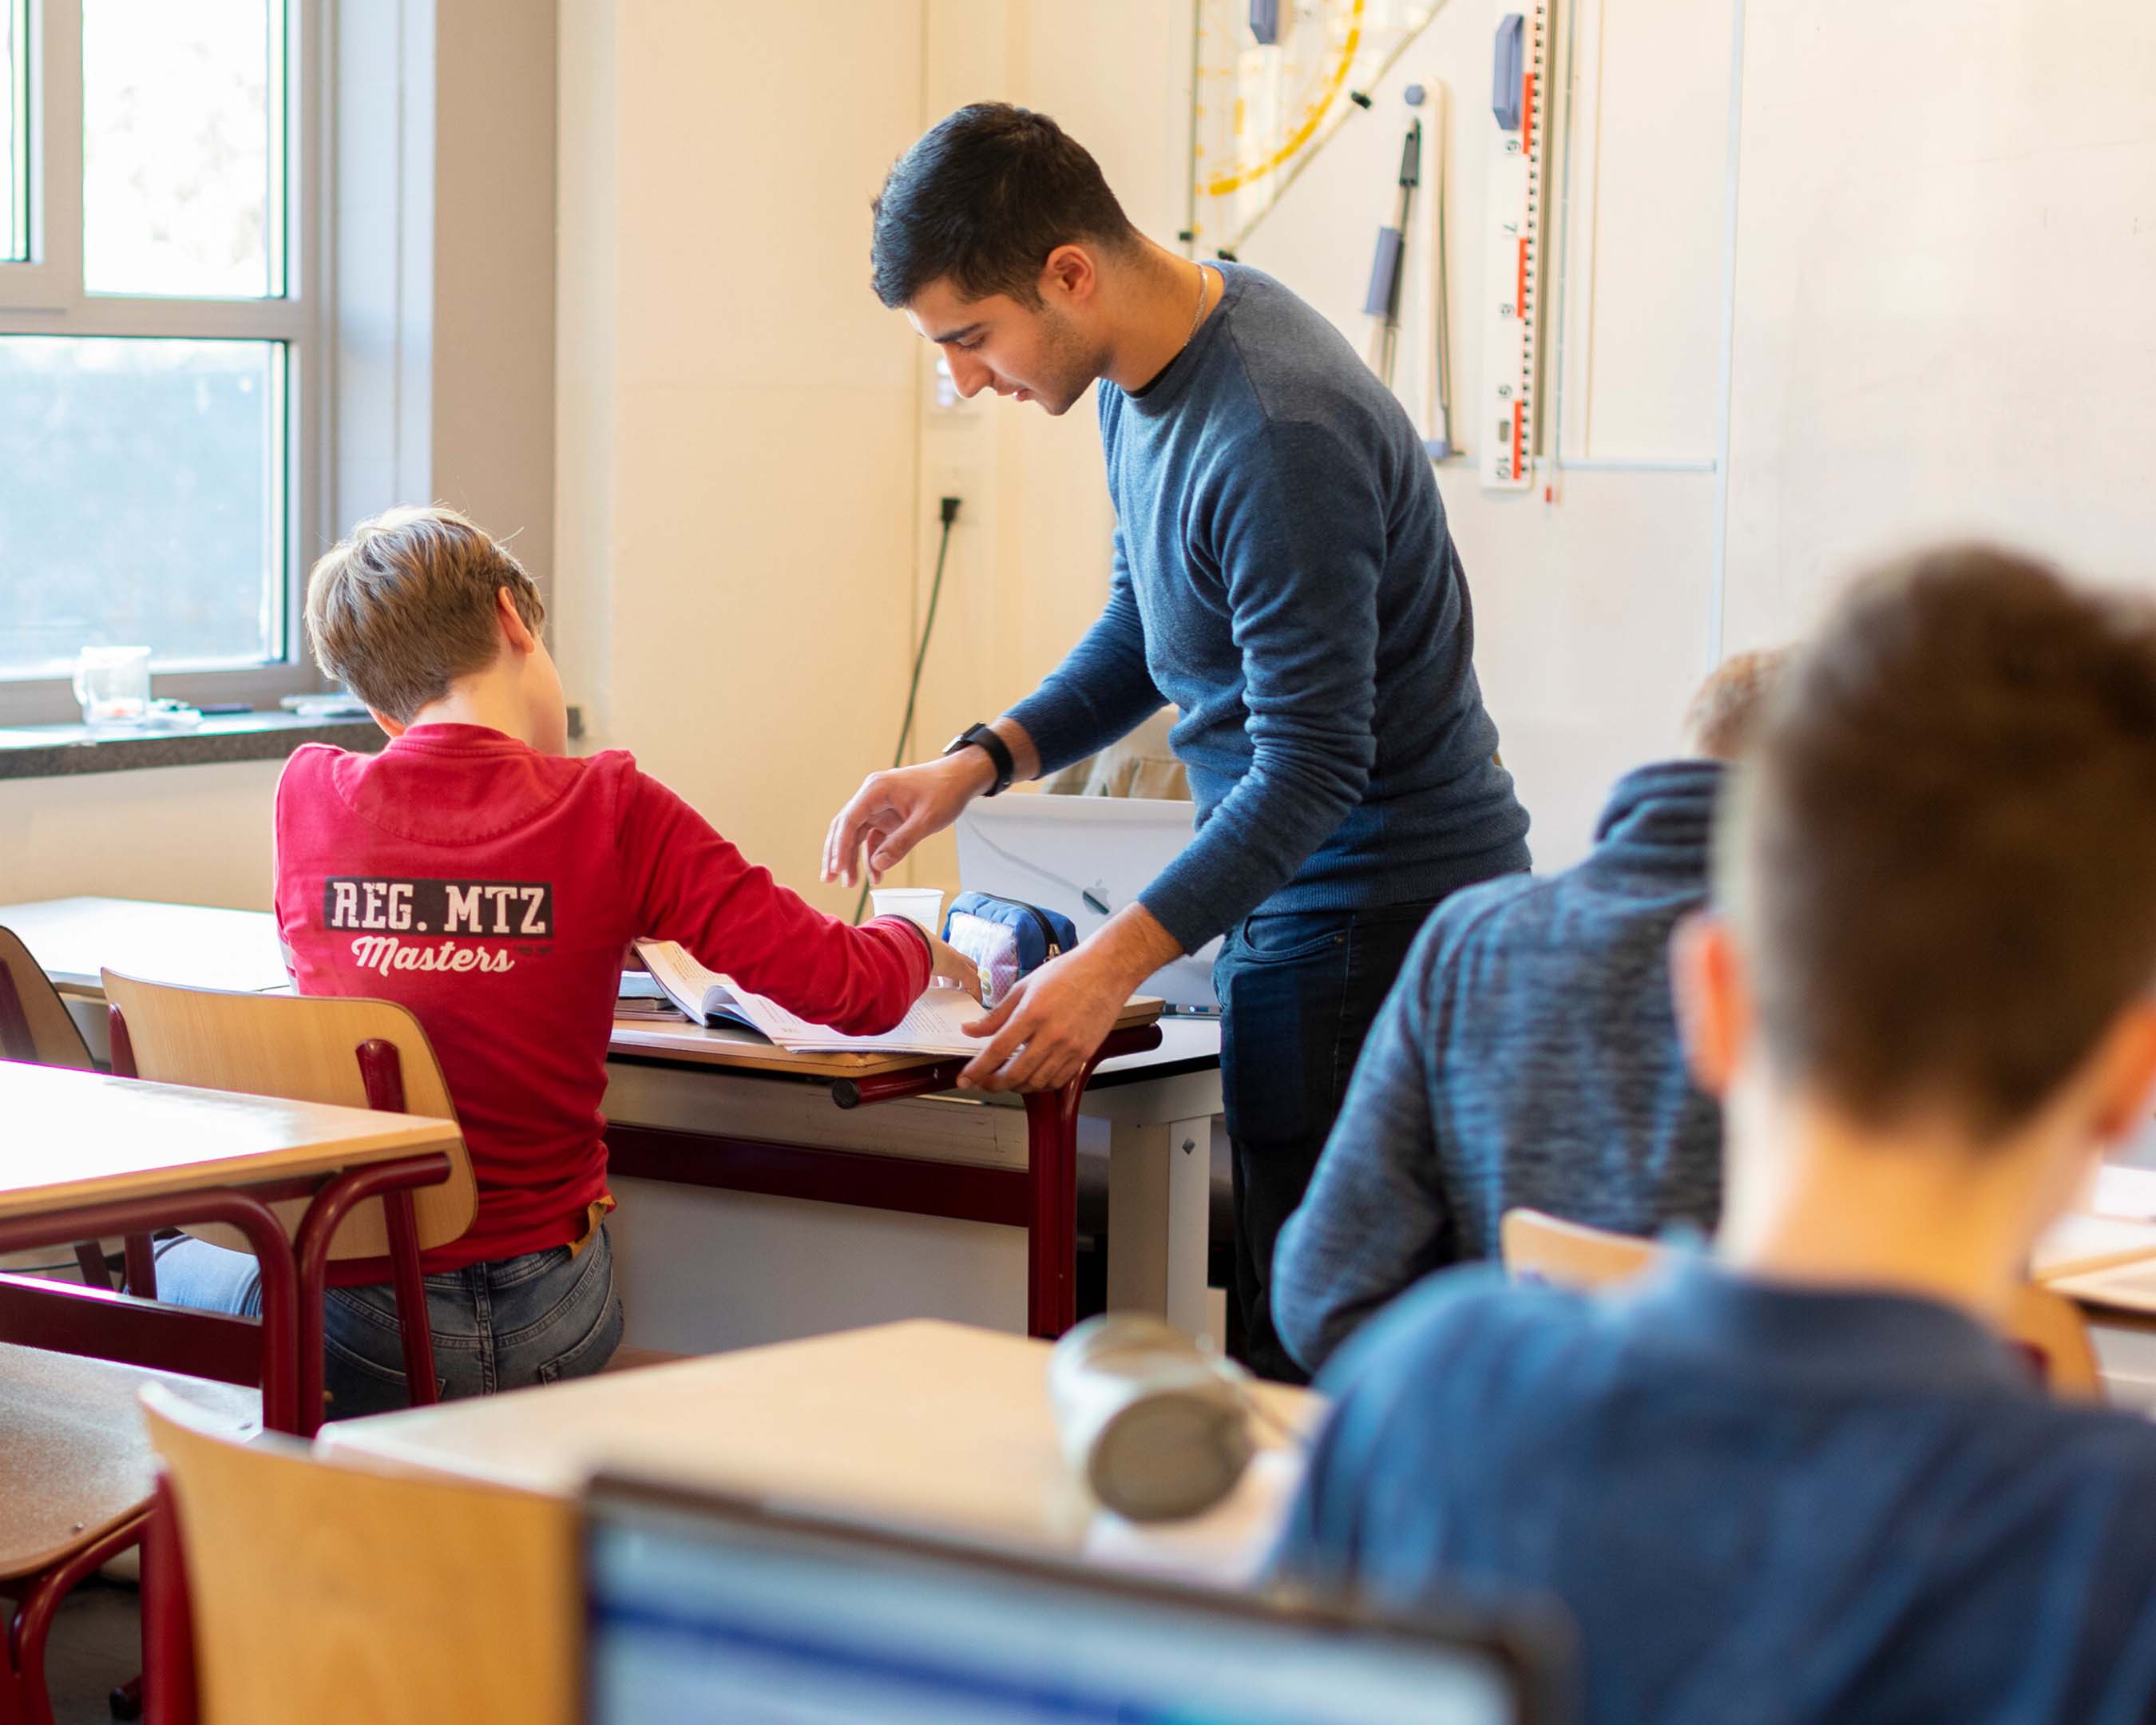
[82,0,280,297]
[0,338,284,676]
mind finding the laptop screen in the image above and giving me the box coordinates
[955,795,1221,1012]
[584,1482,1560,1725]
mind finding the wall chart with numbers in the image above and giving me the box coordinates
[1188,0,1442,262]
[1479,0,1556,489]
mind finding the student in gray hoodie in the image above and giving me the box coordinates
[1274,650,1786,1374]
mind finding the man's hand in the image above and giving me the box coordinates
[822,721,1041,889]
[957,904,1183,1092]
[822,753,989,888]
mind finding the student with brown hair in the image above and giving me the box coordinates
[155,506,979,1416]
[1273,546,2156,1724]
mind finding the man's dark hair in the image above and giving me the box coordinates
[1726,543,2156,1140]
[871,103,1139,309]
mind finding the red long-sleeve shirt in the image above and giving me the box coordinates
[273,724,930,1271]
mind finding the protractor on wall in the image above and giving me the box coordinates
[1191,0,1441,259]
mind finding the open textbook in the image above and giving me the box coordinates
[632,938,991,1057]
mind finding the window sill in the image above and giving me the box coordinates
[0,712,386,782]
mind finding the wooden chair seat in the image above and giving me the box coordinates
[0,1342,260,1583]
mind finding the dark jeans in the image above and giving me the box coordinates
[156,1221,624,1420]
[1215,899,1438,1384]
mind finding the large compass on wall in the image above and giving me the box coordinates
[1190,0,1439,257]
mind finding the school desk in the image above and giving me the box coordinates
[0,897,1221,1343]
[0,1061,455,1435]
[320,1318,1315,1587]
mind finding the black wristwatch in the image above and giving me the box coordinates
[945,722,1016,797]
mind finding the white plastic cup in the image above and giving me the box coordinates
[870,886,946,938]
[73,645,152,726]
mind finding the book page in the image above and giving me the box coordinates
[632,939,779,1037]
[727,980,990,1057]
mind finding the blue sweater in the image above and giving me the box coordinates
[1274,759,1726,1372]
[1006,264,1531,951]
[1274,1257,2156,1725]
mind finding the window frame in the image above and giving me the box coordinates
[0,0,332,725]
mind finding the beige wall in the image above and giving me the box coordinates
[554,0,925,918]
[0,762,281,910]
[901,0,1191,898]
[431,0,559,607]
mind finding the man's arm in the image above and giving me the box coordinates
[950,426,1394,1093]
[1005,525,1167,778]
[1139,420,1385,953]
[620,768,936,1034]
[1273,934,1452,1373]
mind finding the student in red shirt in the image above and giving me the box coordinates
[153,505,978,1417]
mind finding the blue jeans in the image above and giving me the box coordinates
[1214,900,1439,1385]
[153,1223,624,1421]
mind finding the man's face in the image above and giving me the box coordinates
[906,275,1102,417]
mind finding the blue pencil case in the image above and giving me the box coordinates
[942,891,1079,1008]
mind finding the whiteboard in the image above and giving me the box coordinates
[1721,0,2156,649]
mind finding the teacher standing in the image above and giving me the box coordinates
[823,105,1530,1381]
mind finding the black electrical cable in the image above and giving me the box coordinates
[854,494,961,924]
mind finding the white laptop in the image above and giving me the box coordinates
[954,794,1221,1013]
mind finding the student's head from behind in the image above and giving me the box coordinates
[873,103,1142,417]
[305,506,567,754]
[1681,647,1791,762]
[1676,545,2156,1192]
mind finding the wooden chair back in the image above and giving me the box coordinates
[142,1382,577,1725]
[1499,1208,1660,1289]
[101,970,476,1260]
[1498,1207,2107,1402]
[0,925,96,1069]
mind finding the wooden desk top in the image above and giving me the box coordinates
[0,895,1177,1082]
[323,1319,1315,1576]
[607,996,1168,1079]
[0,1061,459,1221]
[0,895,288,995]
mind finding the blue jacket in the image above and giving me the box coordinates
[1274,759,1725,1372]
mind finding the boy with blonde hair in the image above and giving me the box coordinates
[155,506,976,1415]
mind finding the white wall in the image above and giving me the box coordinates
[554,0,925,918]
[1720,0,2156,648]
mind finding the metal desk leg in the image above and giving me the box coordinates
[291,1153,452,1438]
[1022,1079,1086,1339]
[1105,1113,1218,1339]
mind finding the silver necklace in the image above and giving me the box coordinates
[1182,263,1214,353]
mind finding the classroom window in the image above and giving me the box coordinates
[2,1,24,264]
[0,0,319,714]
